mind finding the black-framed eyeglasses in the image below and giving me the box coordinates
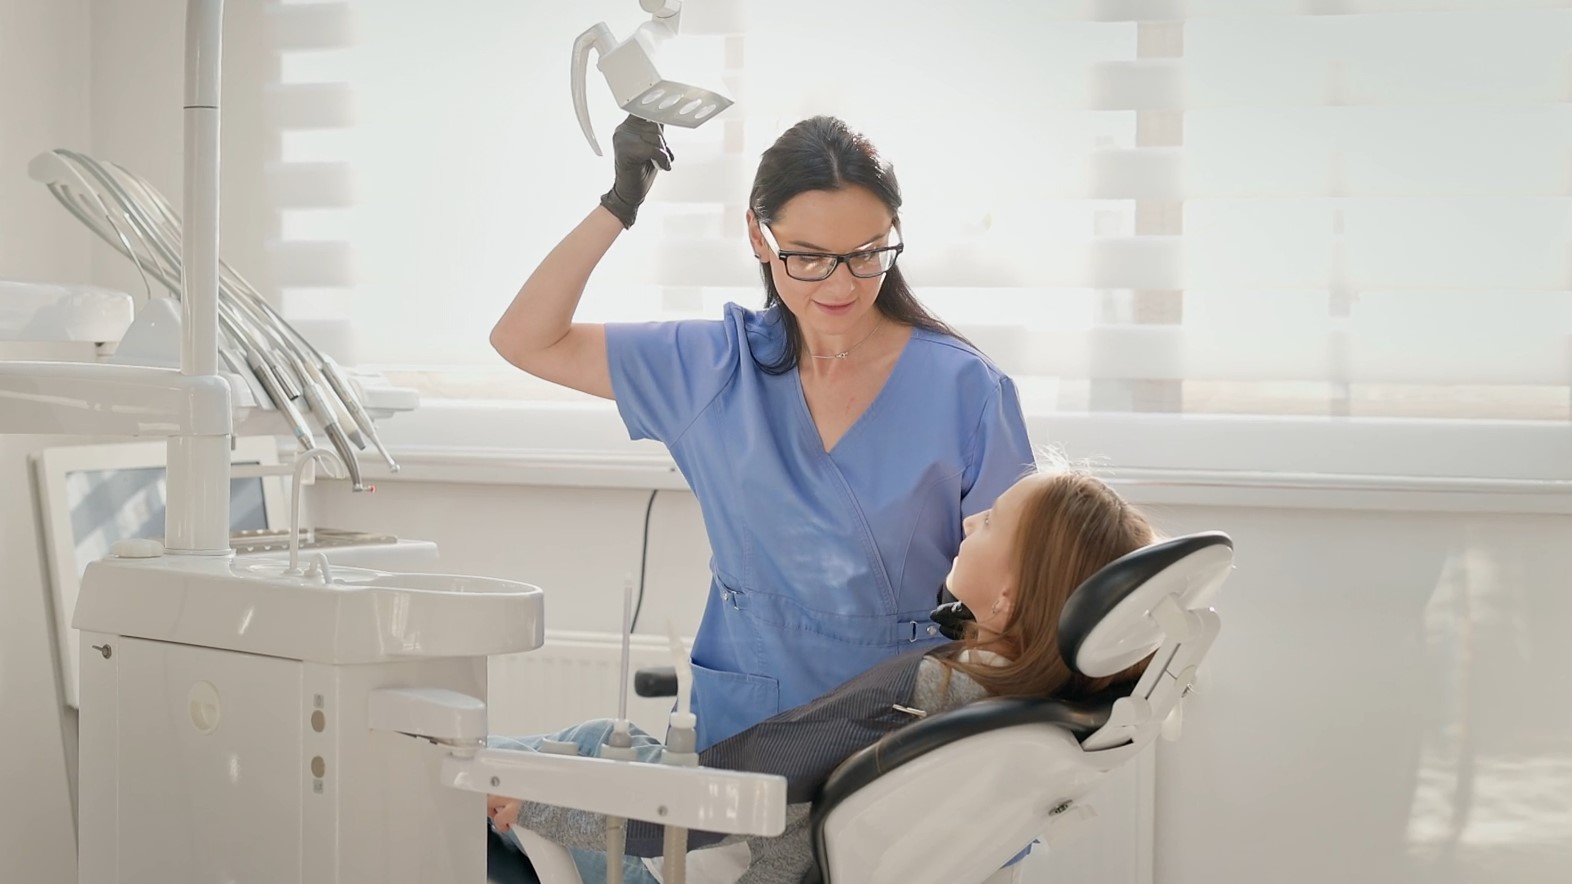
[757,223,904,282]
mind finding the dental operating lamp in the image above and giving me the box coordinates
[573,0,734,155]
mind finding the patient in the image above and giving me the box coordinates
[487,465,1157,884]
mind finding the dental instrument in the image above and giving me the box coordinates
[43,165,323,457]
[116,156,394,464]
[572,0,734,155]
[29,146,399,489]
[34,152,322,446]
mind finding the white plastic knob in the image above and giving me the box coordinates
[111,538,165,558]
[641,0,681,17]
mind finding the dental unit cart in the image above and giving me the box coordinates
[0,2,789,882]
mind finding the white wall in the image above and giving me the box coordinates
[1149,503,1572,884]
[0,0,91,280]
[1,2,95,881]
[314,477,714,638]
[84,0,273,301]
[312,473,1572,884]
[2,0,273,290]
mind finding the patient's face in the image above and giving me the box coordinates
[946,474,1040,626]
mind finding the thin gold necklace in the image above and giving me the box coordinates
[807,321,882,360]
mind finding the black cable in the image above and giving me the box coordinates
[628,488,660,633]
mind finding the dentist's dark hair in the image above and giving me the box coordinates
[747,115,967,374]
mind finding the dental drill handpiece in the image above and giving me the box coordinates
[294,351,367,451]
[217,266,372,457]
[111,155,395,476]
[221,300,301,401]
[286,327,400,473]
[217,281,363,452]
[216,284,362,492]
[221,305,317,453]
[225,269,400,473]
[257,295,400,473]
[236,332,317,452]
[219,268,364,490]
[64,156,320,459]
[320,355,402,469]
[282,347,369,492]
[47,176,309,453]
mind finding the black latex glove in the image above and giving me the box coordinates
[600,115,674,229]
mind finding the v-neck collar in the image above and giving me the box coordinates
[791,326,919,457]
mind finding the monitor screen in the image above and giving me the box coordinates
[63,465,270,577]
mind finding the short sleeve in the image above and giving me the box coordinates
[604,311,742,444]
[960,375,1035,518]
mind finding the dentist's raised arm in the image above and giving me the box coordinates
[489,116,673,399]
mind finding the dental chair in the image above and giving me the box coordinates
[500,531,1233,884]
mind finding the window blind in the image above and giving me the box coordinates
[265,0,1572,422]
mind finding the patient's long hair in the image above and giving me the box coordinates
[934,469,1156,702]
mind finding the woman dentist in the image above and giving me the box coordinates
[491,114,1035,751]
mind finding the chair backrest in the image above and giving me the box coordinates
[802,531,1234,884]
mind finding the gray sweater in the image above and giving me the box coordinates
[513,652,991,884]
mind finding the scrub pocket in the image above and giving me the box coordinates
[689,659,779,751]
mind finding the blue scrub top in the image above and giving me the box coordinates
[607,303,1034,750]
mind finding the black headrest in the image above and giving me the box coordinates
[1058,531,1232,677]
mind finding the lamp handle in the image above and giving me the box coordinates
[571,23,617,156]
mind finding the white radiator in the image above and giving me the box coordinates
[487,630,689,739]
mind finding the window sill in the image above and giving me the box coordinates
[358,398,1572,513]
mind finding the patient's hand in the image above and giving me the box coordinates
[487,793,522,832]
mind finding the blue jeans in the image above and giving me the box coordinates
[488,719,666,884]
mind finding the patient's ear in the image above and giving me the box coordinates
[989,587,1014,621]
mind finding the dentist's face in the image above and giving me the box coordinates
[747,186,895,335]
[946,475,1041,632]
